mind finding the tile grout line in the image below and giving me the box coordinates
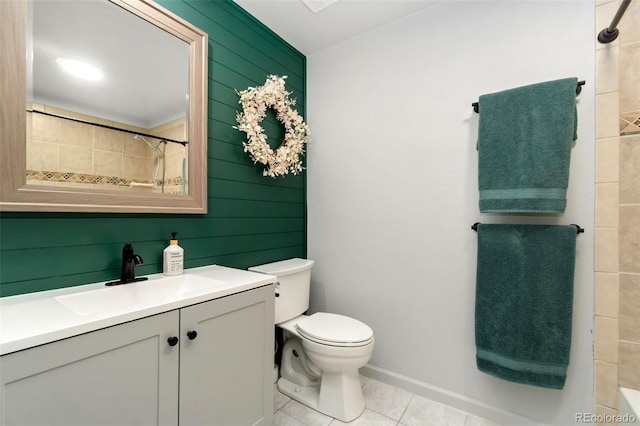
[396,393,415,426]
[273,376,499,426]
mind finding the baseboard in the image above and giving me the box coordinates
[360,364,547,426]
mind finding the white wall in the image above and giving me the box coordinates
[306,2,595,424]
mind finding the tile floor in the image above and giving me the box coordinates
[273,375,499,426]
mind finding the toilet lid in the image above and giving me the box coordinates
[296,312,373,345]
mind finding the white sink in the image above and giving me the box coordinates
[55,274,228,316]
[1,265,276,355]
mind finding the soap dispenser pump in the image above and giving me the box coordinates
[163,232,184,276]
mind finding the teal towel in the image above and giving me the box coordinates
[475,224,577,389]
[477,78,578,213]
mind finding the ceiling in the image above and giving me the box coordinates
[29,0,189,129]
[233,0,444,55]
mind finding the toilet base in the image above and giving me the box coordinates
[277,369,365,422]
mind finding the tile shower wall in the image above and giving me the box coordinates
[0,0,307,297]
[594,0,640,420]
[27,105,158,189]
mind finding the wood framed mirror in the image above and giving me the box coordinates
[0,0,208,213]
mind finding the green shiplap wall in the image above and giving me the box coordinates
[0,0,307,297]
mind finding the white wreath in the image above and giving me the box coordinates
[234,75,310,178]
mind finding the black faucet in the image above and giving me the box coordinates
[105,243,149,286]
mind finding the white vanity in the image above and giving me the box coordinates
[0,265,276,426]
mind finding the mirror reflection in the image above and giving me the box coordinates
[26,0,190,194]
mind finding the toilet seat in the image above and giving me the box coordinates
[296,313,373,347]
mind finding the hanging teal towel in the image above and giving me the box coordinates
[475,224,577,389]
[477,77,578,213]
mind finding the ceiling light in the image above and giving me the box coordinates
[56,58,103,81]
[301,0,338,13]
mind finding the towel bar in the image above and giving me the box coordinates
[471,81,585,113]
[471,222,584,234]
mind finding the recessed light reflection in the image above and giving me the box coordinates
[56,58,103,81]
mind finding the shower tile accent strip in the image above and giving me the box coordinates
[620,110,640,135]
[27,170,141,187]
[26,170,183,189]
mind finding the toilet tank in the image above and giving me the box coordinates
[249,258,314,324]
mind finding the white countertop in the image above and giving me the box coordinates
[0,265,276,356]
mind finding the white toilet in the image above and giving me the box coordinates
[249,258,374,422]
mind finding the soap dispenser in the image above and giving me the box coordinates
[163,232,184,276]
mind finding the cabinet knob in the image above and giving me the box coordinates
[167,336,179,347]
[187,330,198,340]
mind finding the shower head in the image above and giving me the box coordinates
[133,134,162,150]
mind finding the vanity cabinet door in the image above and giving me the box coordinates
[179,285,274,426]
[0,311,180,426]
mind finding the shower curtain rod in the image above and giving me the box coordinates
[28,109,188,146]
[471,81,585,113]
[598,0,633,43]
[471,222,585,234]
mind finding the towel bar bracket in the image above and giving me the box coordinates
[472,81,585,113]
[471,222,584,234]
